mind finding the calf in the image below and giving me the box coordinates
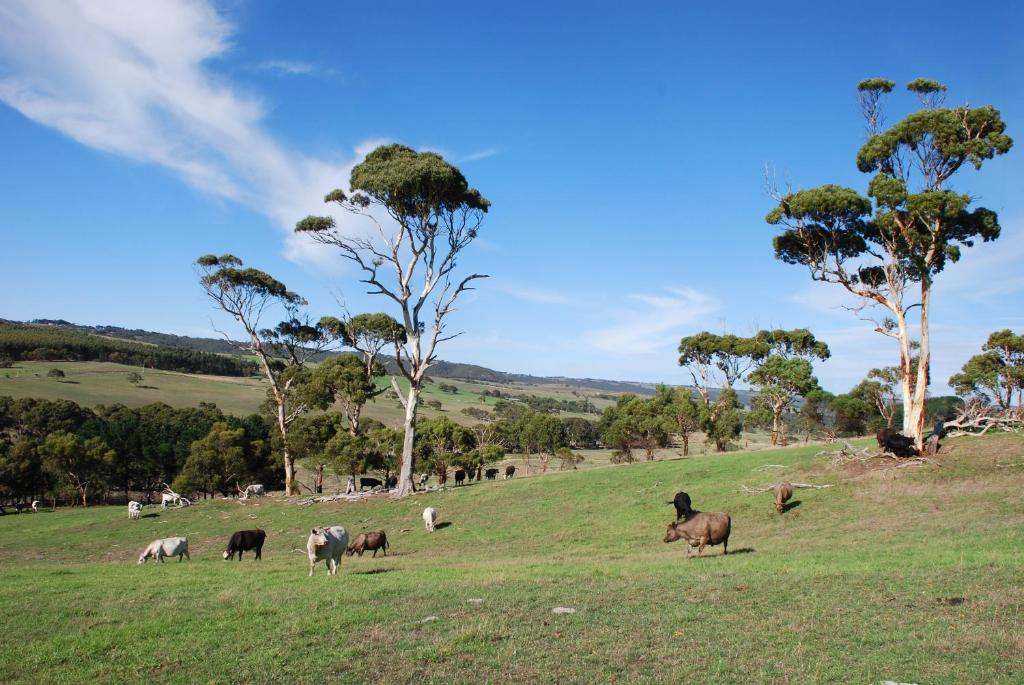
[484,468,499,480]
[360,477,383,491]
[128,501,143,520]
[307,526,349,576]
[418,473,429,487]
[663,512,731,557]
[454,469,466,486]
[346,531,389,557]
[504,465,516,480]
[423,506,438,532]
[223,528,266,561]
[138,537,190,564]
[773,482,793,514]
[670,491,694,521]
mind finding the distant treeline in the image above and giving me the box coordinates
[480,389,599,415]
[0,322,258,377]
[0,395,279,507]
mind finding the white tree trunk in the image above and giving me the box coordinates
[395,386,419,497]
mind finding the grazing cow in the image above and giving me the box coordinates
[773,482,793,514]
[454,469,466,486]
[161,493,191,508]
[239,484,265,499]
[670,491,694,521]
[128,501,143,520]
[504,465,516,480]
[306,526,349,576]
[663,512,731,557]
[876,429,918,458]
[138,537,190,564]
[423,506,438,532]
[360,477,383,491]
[223,528,266,561]
[484,468,499,480]
[346,531,389,557]
[418,473,429,487]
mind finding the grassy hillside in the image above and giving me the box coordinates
[0,360,618,428]
[1,434,1020,683]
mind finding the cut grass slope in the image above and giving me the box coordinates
[0,435,1021,683]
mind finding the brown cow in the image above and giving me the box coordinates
[773,482,793,514]
[346,531,389,557]
[663,512,731,557]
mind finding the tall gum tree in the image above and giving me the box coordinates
[296,144,490,496]
[767,79,1012,448]
[196,254,331,495]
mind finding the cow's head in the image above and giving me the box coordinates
[309,528,329,550]
[222,550,231,560]
[663,522,686,544]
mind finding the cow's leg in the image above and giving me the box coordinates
[722,538,728,555]
[697,537,706,557]
[372,548,377,558]
[184,549,190,561]
[308,560,315,577]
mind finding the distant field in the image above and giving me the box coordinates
[0,360,618,428]
[1,433,1021,683]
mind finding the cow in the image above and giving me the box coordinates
[14,502,30,514]
[484,468,499,480]
[360,477,383,491]
[30,500,39,512]
[223,528,266,561]
[128,501,143,520]
[161,493,191,508]
[454,469,466,486]
[504,465,516,480]
[138,537,190,564]
[876,428,918,458]
[663,512,731,557]
[307,526,349,576]
[239,484,265,499]
[346,531,389,557]
[467,468,477,481]
[385,476,398,489]
[773,482,793,514]
[418,474,429,487]
[670,491,694,521]
[423,506,438,532]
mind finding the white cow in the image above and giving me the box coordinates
[423,506,438,532]
[306,526,349,577]
[138,537,190,564]
[128,501,143,520]
[31,500,39,512]
[240,484,265,499]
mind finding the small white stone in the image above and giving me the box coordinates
[551,607,576,614]
[420,616,439,623]
[467,598,483,604]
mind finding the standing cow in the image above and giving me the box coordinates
[223,528,267,561]
[663,512,731,557]
[422,506,438,532]
[484,468,499,480]
[504,465,516,480]
[670,491,694,521]
[138,537,190,564]
[307,526,349,576]
[454,469,466,486]
[128,501,143,520]
[773,482,793,514]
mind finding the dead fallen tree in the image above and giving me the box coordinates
[816,443,939,469]
[739,482,834,494]
[943,399,1023,438]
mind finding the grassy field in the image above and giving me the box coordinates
[0,361,616,427]
[1,433,1021,683]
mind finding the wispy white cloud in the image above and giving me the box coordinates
[587,287,719,354]
[0,0,369,271]
[252,59,319,76]
[459,147,500,162]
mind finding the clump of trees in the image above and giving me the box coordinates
[949,330,1023,410]
[0,322,258,376]
[766,78,1012,448]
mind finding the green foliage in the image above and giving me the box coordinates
[829,394,871,436]
[0,322,258,376]
[417,416,475,481]
[305,354,386,434]
[599,394,669,461]
[37,431,114,506]
[949,329,1024,408]
[173,422,247,497]
[703,388,743,451]
[126,372,143,386]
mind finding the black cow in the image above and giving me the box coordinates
[385,476,398,489]
[484,468,499,480]
[669,491,694,521]
[360,477,383,490]
[223,528,266,561]
[876,429,918,458]
[467,468,477,481]
[504,465,516,479]
[454,469,466,486]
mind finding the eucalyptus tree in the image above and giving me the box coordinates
[949,329,1024,409]
[296,144,490,496]
[767,79,1012,447]
[307,354,385,437]
[677,332,762,409]
[196,254,333,495]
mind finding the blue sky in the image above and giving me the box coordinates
[1,0,1022,393]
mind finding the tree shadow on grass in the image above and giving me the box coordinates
[351,568,397,575]
[138,385,160,390]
